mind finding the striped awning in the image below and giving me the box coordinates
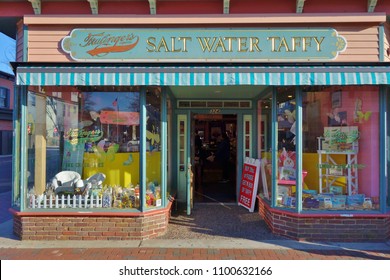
[15,65,390,86]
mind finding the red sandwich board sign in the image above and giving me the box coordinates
[238,157,261,212]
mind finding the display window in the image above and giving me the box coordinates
[300,86,380,211]
[21,85,164,211]
[257,86,382,212]
[275,87,297,209]
[144,89,162,208]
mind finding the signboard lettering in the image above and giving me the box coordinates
[238,157,261,212]
[61,28,346,62]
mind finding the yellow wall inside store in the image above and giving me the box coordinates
[303,153,347,193]
[83,152,161,187]
[260,152,347,193]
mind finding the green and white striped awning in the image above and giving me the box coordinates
[15,65,390,86]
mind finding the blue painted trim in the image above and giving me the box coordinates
[295,87,303,213]
[186,112,191,215]
[252,109,257,158]
[236,113,243,200]
[20,87,27,211]
[171,103,179,196]
[379,25,385,62]
[139,87,147,212]
[271,88,278,208]
[161,89,167,208]
[23,25,28,62]
[12,85,21,209]
[379,85,387,213]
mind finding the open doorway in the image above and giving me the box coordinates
[193,114,237,203]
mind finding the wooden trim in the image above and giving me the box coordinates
[23,13,387,25]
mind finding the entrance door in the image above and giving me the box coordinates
[192,114,237,203]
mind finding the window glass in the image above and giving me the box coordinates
[258,91,272,201]
[302,86,380,211]
[275,87,296,209]
[387,88,390,208]
[145,88,162,208]
[0,87,9,108]
[25,86,149,210]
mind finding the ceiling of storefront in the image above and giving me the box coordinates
[168,85,267,100]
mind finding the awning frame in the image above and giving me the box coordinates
[13,62,390,87]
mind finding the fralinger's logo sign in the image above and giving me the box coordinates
[81,32,140,57]
[62,30,140,59]
[61,28,347,62]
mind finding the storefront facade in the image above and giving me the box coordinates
[10,12,390,241]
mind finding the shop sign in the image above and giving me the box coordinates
[238,157,261,212]
[65,128,103,145]
[61,28,347,62]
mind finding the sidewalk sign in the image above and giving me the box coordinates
[238,157,261,212]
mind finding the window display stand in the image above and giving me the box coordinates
[317,137,359,195]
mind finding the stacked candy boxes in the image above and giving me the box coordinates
[283,189,372,210]
[305,193,370,210]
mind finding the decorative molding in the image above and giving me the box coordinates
[87,0,98,15]
[368,0,378,13]
[23,13,387,25]
[223,0,230,14]
[28,0,41,15]
[296,0,305,13]
[148,0,156,15]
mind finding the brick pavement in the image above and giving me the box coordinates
[1,190,390,260]
[1,247,390,260]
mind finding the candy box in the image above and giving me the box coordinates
[331,195,346,209]
[317,193,333,209]
[303,197,319,208]
[330,186,343,195]
[363,197,372,209]
[347,194,365,207]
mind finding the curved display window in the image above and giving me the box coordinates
[18,85,166,211]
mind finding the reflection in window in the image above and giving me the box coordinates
[145,88,162,208]
[302,86,380,211]
[23,86,165,210]
[275,87,296,209]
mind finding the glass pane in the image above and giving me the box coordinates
[387,88,390,208]
[302,86,380,211]
[276,87,296,209]
[25,86,142,210]
[245,121,250,134]
[245,135,250,149]
[257,93,272,202]
[145,87,162,208]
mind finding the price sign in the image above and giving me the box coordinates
[238,157,260,212]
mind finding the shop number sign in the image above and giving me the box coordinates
[238,157,261,212]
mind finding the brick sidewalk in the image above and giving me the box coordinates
[1,247,390,260]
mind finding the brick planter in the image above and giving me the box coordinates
[257,196,390,242]
[11,200,173,241]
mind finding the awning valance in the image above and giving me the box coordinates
[15,65,390,86]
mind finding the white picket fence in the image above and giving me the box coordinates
[28,193,110,209]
